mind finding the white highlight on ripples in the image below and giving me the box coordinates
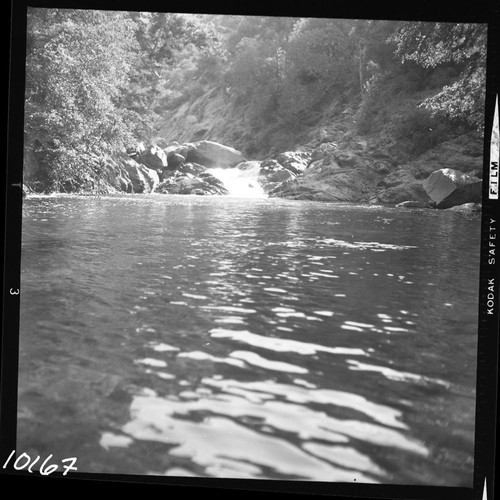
[303,442,386,476]
[182,293,208,300]
[200,305,257,314]
[340,320,378,332]
[135,325,157,333]
[347,360,450,387]
[120,377,428,480]
[205,378,407,430]
[341,324,364,332]
[383,326,410,333]
[322,239,417,251]
[214,316,246,325]
[210,328,367,356]
[345,321,375,328]
[230,351,308,374]
[178,351,245,368]
[121,394,380,481]
[135,358,168,368]
[99,432,133,450]
[148,342,180,352]
[314,310,335,317]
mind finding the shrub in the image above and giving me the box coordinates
[394,106,450,157]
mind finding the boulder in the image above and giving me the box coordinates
[332,149,363,168]
[423,168,482,209]
[310,142,339,162]
[101,155,133,193]
[185,140,246,169]
[377,179,431,205]
[276,151,311,174]
[256,159,295,193]
[167,152,186,169]
[136,145,168,170]
[164,143,189,158]
[177,162,206,176]
[157,171,228,196]
[264,169,294,183]
[270,162,378,202]
[120,155,159,193]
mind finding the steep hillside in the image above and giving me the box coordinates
[148,70,483,207]
[22,12,485,205]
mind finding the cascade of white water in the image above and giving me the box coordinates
[208,163,267,198]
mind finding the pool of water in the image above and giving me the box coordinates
[17,194,480,485]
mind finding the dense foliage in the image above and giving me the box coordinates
[24,9,217,191]
[25,9,139,190]
[23,9,488,191]
[391,22,487,130]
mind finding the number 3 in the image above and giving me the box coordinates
[10,289,19,295]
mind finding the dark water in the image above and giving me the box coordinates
[17,194,480,485]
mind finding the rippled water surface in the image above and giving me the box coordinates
[17,194,480,485]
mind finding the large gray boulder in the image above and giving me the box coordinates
[119,155,159,193]
[423,168,482,208]
[157,170,228,195]
[185,140,245,169]
[258,159,296,192]
[101,155,133,192]
[270,160,378,202]
[166,152,186,169]
[136,145,168,170]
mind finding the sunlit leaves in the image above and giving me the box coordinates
[25,8,140,190]
[390,22,487,130]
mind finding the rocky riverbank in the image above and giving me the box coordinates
[89,129,482,211]
[23,126,483,211]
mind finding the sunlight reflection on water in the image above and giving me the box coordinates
[18,195,480,484]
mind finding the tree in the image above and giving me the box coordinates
[25,9,140,191]
[127,12,221,113]
[390,22,487,130]
[276,17,358,123]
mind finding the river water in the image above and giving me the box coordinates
[17,194,480,485]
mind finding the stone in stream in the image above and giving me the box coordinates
[101,155,134,193]
[166,152,186,169]
[184,140,246,169]
[268,159,378,202]
[101,153,159,193]
[135,144,168,170]
[120,156,159,193]
[258,161,295,192]
[423,168,482,209]
[157,168,229,196]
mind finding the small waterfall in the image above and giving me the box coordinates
[209,162,267,198]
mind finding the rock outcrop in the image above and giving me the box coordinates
[267,132,483,208]
[275,151,310,174]
[157,166,228,196]
[269,162,379,202]
[91,130,483,207]
[102,154,159,194]
[423,168,482,208]
[184,140,246,169]
[135,144,168,171]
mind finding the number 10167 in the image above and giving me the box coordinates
[3,450,78,476]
